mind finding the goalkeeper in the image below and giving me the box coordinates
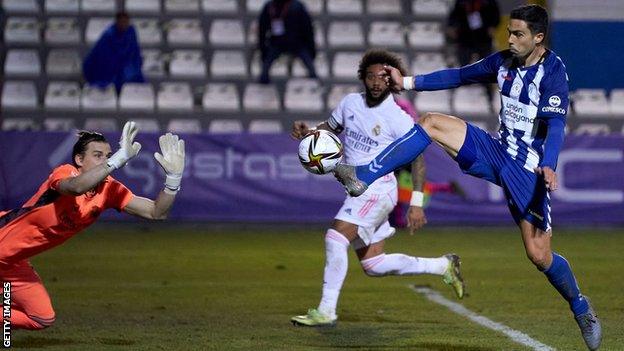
[0,121,185,330]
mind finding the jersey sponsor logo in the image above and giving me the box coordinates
[541,106,566,114]
[503,102,535,124]
[548,95,561,107]
[344,127,379,153]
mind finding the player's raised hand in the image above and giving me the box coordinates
[107,121,142,169]
[407,206,427,235]
[154,133,185,193]
[291,121,310,140]
[383,65,405,92]
[535,166,558,191]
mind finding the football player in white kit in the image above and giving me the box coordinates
[290,50,464,327]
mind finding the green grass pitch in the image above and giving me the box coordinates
[10,224,624,350]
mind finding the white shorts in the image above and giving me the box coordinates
[334,189,398,250]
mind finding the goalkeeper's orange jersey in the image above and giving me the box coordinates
[0,164,134,266]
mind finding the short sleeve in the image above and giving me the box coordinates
[105,178,135,211]
[538,59,569,120]
[49,164,79,191]
[392,110,416,139]
[328,94,350,131]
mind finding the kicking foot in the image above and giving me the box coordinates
[575,296,601,350]
[333,164,368,197]
[442,253,465,299]
[291,308,337,327]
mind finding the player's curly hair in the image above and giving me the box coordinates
[72,131,108,167]
[357,49,407,81]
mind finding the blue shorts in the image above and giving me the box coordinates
[455,124,551,231]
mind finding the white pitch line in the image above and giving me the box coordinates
[409,285,555,351]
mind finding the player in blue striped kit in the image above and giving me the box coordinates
[333,5,601,350]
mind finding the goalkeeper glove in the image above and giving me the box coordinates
[154,133,185,194]
[107,121,142,170]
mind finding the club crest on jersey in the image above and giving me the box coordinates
[372,125,381,136]
[548,95,561,107]
[511,83,522,95]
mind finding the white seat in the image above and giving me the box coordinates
[367,0,400,15]
[1,81,38,109]
[210,50,247,78]
[142,50,165,78]
[574,123,611,135]
[368,21,404,47]
[81,0,116,13]
[250,51,288,78]
[119,83,155,111]
[573,89,610,117]
[2,118,39,131]
[327,0,362,15]
[126,0,160,13]
[328,21,364,47]
[313,21,326,48]
[415,90,451,114]
[452,86,490,116]
[81,85,117,111]
[44,118,76,131]
[246,19,259,47]
[167,119,202,133]
[284,78,324,112]
[209,19,245,47]
[170,50,207,78]
[45,81,80,110]
[3,0,39,13]
[133,118,160,132]
[208,119,243,133]
[4,18,40,45]
[84,118,118,132]
[292,52,328,78]
[157,82,193,111]
[202,83,240,112]
[135,18,161,46]
[301,0,323,15]
[167,19,203,46]
[45,17,81,45]
[411,53,446,75]
[202,0,238,13]
[327,84,359,109]
[609,89,624,117]
[165,0,200,13]
[412,0,450,18]
[243,84,280,112]
[46,49,81,76]
[246,0,264,14]
[332,52,362,79]
[408,22,444,50]
[249,119,283,133]
[46,0,79,14]
[85,17,112,45]
[4,50,41,76]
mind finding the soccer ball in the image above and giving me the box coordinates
[298,130,343,174]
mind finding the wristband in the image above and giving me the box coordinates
[164,173,182,193]
[410,191,424,207]
[403,76,415,90]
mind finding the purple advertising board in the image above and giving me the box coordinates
[0,131,622,226]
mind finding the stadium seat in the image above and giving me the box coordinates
[4,49,41,76]
[368,21,404,48]
[44,81,80,110]
[45,17,81,45]
[332,52,363,79]
[246,0,264,14]
[408,22,444,50]
[610,89,624,117]
[208,119,244,133]
[246,19,259,46]
[243,84,280,112]
[301,0,323,15]
[4,18,40,45]
[165,0,200,13]
[84,118,118,132]
[86,17,112,45]
[142,50,165,78]
[292,52,328,78]
[133,118,160,132]
[572,89,611,117]
[167,19,203,47]
[125,0,160,13]
[167,119,202,133]
[452,86,490,116]
[43,117,76,131]
[327,84,359,109]
[157,82,193,111]
[248,119,283,133]
[119,83,155,111]
[328,21,364,47]
[81,0,116,13]
[209,19,245,47]
[46,49,81,76]
[202,0,238,13]
[2,0,39,13]
[81,85,117,111]
[135,18,161,46]
[412,0,450,18]
[2,118,39,131]
[202,83,240,111]
[250,51,288,79]
[284,78,324,112]
[574,123,611,135]
[170,50,207,78]
[367,0,401,15]
[210,50,247,78]
[327,0,362,15]
[414,90,452,114]
[411,52,446,75]
[46,0,79,14]
[1,81,38,109]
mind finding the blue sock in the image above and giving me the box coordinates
[543,253,589,316]
[355,124,432,185]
